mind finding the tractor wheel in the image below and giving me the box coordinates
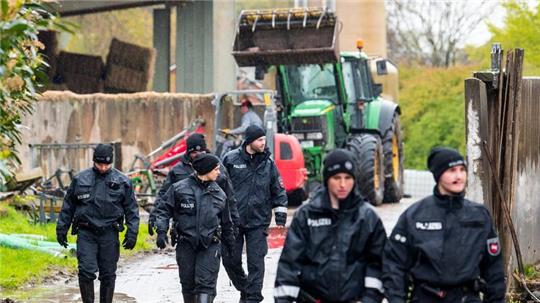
[382,113,404,203]
[346,133,385,206]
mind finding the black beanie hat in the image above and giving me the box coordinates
[186,133,207,154]
[93,144,113,164]
[427,147,466,183]
[244,125,266,145]
[192,154,220,176]
[323,149,356,184]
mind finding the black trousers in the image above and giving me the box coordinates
[221,242,248,293]
[76,228,120,283]
[176,240,221,295]
[227,226,268,303]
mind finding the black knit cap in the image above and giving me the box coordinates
[93,144,113,164]
[323,149,356,184]
[427,147,466,183]
[192,154,220,176]
[186,133,207,154]
[244,125,266,145]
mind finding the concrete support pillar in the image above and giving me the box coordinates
[213,0,236,92]
[152,7,171,92]
[176,1,213,93]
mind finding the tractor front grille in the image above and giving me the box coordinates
[291,116,323,132]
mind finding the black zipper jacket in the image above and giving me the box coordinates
[222,145,288,229]
[154,174,235,250]
[57,167,140,239]
[274,188,386,303]
[151,153,240,226]
[382,188,506,303]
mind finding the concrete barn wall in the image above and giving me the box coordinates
[18,91,216,176]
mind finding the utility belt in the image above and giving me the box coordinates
[173,226,222,244]
[73,218,124,235]
[414,278,485,299]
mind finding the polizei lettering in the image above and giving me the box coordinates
[77,193,90,200]
[233,164,247,169]
[307,218,332,227]
[415,221,442,230]
[180,203,194,209]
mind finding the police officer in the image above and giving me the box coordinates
[222,124,288,303]
[383,147,506,303]
[154,154,235,303]
[56,144,140,303]
[148,133,246,293]
[274,149,387,303]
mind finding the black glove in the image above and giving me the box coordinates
[275,212,287,226]
[57,232,68,248]
[122,234,137,250]
[156,232,168,249]
[147,219,155,236]
[170,228,178,247]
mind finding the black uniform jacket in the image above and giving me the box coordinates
[154,174,235,250]
[57,167,140,238]
[222,145,288,229]
[274,188,386,303]
[382,188,506,303]
[151,153,240,226]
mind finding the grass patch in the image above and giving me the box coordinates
[0,204,153,290]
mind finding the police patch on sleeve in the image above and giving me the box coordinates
[487,237,500,256]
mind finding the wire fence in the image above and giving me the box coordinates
[403,169,435,199]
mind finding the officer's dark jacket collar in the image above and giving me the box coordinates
[239,143,270,163]
[190,173,213,190]
[181,152,192,165]
[433,186,465,209]
[309,186,365,214]
[92,165,112,177]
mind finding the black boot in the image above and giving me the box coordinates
[183,293,197,303]
[99,279,115,303]
[197,293,215,303]
[79,278,95,303]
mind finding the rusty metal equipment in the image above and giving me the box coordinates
[232,7,339,66]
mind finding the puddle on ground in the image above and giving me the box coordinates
[2,284,136,303]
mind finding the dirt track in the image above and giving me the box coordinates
[6,198,416,303]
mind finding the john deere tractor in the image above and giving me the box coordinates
[232,8,403,205]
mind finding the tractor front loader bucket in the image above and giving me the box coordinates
[232,7,339,67]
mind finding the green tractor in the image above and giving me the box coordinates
[232,8,403,205]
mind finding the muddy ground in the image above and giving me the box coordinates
[3,198,415,303]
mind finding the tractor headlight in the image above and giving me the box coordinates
[292,133,305,140]
[306,132,324,140]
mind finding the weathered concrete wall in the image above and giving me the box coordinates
[19,91,215,175]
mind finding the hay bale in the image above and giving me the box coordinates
[38,30,59,79]
[107,38,156,73]
[104,64,150,93]
[57,51,104,78]
[104,38,156,93]
[62,72,103,94]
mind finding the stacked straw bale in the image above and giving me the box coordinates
[56,51,104,94]
[104,38,156,93]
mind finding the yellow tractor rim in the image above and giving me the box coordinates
[374,151,380,190]
[392,134,400,182]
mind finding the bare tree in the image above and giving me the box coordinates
[387,0,495,67]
